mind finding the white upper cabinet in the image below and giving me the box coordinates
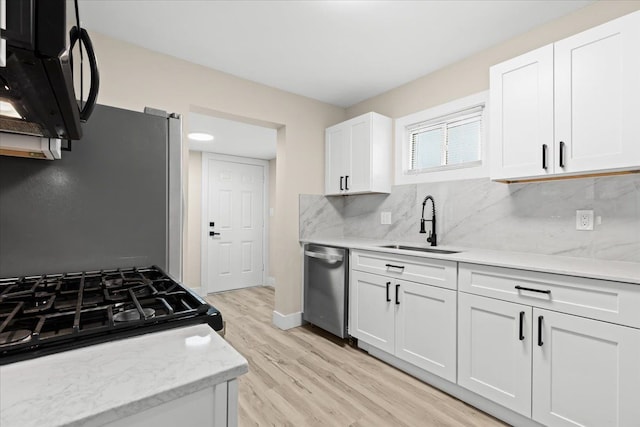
[490,45,554,180]
[325,112,392,195]
[490,11,640,182]
[554,12,640,175]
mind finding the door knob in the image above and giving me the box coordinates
[209,231,220,236]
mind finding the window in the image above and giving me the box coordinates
[394,91,489,184]
[408,106,483,172]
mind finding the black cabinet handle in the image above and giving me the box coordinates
[345,175,349,191]
[340,176,344,191]
[209,231,220,236]
[515,285,551,295]
[559,141,565,168]
[519,311,525,341]
[542,144,548,170]
[385,263,405,270]
[538,315,544,346]
[395,284,400,305]
[386,282,391,302]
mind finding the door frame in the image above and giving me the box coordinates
[200,153,270,294]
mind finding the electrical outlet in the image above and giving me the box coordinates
[576,210,594,231]
[380,211,392,225]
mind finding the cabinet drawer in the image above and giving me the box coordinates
[459,263,640,328]
[351,250,457,290]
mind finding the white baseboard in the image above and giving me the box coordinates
[265,276,276,287]
[272,310,303,330]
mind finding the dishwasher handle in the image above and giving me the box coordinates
[304,250,344,263]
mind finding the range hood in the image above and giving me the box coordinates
[0,0,98,144]
[0,132,61,160]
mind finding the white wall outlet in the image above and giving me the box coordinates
[381,211,392,225]
[576,210,594,231]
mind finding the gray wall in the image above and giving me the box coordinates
[0,105,168,277]
[300,174,640,263]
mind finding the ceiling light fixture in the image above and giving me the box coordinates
[188,132,214,141]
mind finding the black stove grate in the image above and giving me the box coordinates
[0,266,222,365]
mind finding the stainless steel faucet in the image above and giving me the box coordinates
[420,195,437,246]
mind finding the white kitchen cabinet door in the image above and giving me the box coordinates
[490,44,554,181]
[350,270,395,354]
[346,115,371,194]
[554,11,640,175]
[325,125,349,195]
[395,280,456,382]
[532,309,640,427]
[324,112,391,195]
[458,292,532,418]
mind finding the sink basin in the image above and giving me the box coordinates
[378,244,460,254]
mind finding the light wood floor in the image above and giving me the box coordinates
[207,286,506,427]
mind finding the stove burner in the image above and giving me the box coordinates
[113,308,155,323]
[103,278,123,288]
[0,330,32,346]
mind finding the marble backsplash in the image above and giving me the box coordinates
[299,174,640,263]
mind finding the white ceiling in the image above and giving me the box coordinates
[77,0,593,160]
[77,0,593,108]
[188,113,277,159]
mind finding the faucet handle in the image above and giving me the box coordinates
[427,231,432,242]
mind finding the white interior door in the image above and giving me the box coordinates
[204,157,264,293]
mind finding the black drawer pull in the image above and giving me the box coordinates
[345,175,349,191]
[538,315,544,346]
[559,141,565,168]
[385,263,405,270]
[519,311,525,341]
[340,176,344,191]
[395,284,400,305]
[515,285,551,295]
[386,282,391,302]
[542,144,548,170]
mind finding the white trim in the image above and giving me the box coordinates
[395,91,490,184]
[358,341,544,427]
[265,276,276,287]
[272,310,304,330]
[201,153,270,294]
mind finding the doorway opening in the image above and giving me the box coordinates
[185,112,277,295]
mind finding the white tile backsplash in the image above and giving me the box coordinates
[300,175,640,262]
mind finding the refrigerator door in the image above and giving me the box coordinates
[167,114,183,281]
[0,104,172,277]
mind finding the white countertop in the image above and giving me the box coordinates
[301,237,640,285]
[0,324,248,427]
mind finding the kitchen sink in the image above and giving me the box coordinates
[378,244,460,254]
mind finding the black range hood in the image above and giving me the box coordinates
[0,0,98,141]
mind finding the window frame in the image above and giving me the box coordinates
[395,91,490,184]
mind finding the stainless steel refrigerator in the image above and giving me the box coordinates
[0,104,183,280]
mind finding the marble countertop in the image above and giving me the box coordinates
[0,324,248,427]
[301,237,640,285]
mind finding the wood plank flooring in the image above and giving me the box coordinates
[207,286,506,427]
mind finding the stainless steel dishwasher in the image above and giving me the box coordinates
[303,244,348,338]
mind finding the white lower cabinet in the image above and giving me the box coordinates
[458,292,532,417]
[350,270,395,354]
[532,309,640,427]
[351,269,457,382]
[458,291,640,427]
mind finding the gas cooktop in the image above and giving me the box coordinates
[0,266,222,365]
